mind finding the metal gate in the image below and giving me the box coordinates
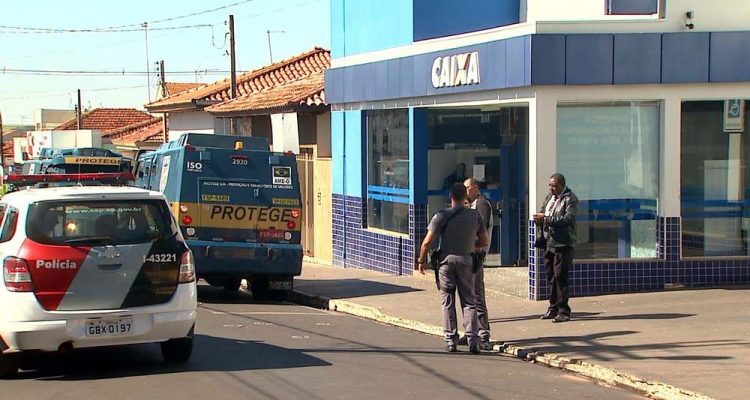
[297,146,315,257]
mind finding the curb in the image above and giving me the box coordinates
[289,289,716,400]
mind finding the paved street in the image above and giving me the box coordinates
[1,285,641,400]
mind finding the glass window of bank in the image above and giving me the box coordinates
[556,102,660,260]
[366,109,410,234]
[426,106,528,266]
[681,100,750,257]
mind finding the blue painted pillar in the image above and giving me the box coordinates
[410,108,427,205]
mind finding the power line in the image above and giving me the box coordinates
[0,85,149,100]
[0,68,237,77]
[0,24,213,34]
[0,0,256,32]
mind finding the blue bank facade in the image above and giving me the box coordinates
[326,0,750,300]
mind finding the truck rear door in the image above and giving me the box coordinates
[179,149,301,247]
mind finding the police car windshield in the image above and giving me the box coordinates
[26,200,177,246]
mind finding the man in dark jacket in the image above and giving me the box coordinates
[533,173,578,323]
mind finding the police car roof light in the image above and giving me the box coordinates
[5,172,136,187]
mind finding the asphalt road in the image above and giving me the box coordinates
[1,286,643,400]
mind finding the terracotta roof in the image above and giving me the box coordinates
[108,116,165,145]
[2,141,12,160]
[163,82,203,97]
[206,74,326,115]
[146,47,330,112]
[55,108,153,133]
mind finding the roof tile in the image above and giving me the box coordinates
[146,47,330,111]
[54,108,153,133]
[109,116,165,146]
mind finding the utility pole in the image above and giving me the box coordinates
[229,14,237,135]
[142,22,151,102]
[76,89,83,129]
[0,109,4,170]
[159,60,166,98]
[267,30,285,64]
[158,60,168,142]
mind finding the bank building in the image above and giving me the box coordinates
[325,0,750,299]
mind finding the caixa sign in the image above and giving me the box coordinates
[431,51,480,88]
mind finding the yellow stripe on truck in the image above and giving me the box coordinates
[177,202,302,231]
[63,156,122,165]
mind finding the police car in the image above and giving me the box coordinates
[0,173,197,376]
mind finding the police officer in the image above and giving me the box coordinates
[417,183,489,354]
[463,178,493,349]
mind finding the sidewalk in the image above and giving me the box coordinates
[291,262,749,400]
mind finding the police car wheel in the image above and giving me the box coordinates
[161,327,194,364]
[0,354,20,378]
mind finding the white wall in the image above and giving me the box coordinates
[167,110,215,141]
[34,109,76,131]
[532,82,750,219]
[13,138,28,164]
[26,129,102,158]
[532,0,750,33]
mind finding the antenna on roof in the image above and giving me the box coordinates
[267,30,285,64]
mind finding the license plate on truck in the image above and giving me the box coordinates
[86,317,134,337]
[211,247,256,259]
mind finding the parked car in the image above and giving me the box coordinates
[0,175,197,376]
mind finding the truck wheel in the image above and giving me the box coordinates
[251,277,270,300]
[161,326,194,363]
[0,354,19,378]
[223,277,241,292]
[204,277,223,287]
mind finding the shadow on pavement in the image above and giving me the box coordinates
[490,312,694,323]
[504,330,744,362]
[12,334,331,381]
[294,278,422,300]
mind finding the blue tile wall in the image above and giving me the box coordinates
[528,216,750,300]
[333,194,421,275]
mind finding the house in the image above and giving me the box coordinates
[106,116,166,159]
[145,47,330,144]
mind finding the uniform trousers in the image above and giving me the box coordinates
[474,261,490,341]
[438,255,479,346]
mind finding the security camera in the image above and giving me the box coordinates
[685,11,695,30]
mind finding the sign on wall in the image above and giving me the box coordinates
[431,51,480,88]
[724,100,745,133]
